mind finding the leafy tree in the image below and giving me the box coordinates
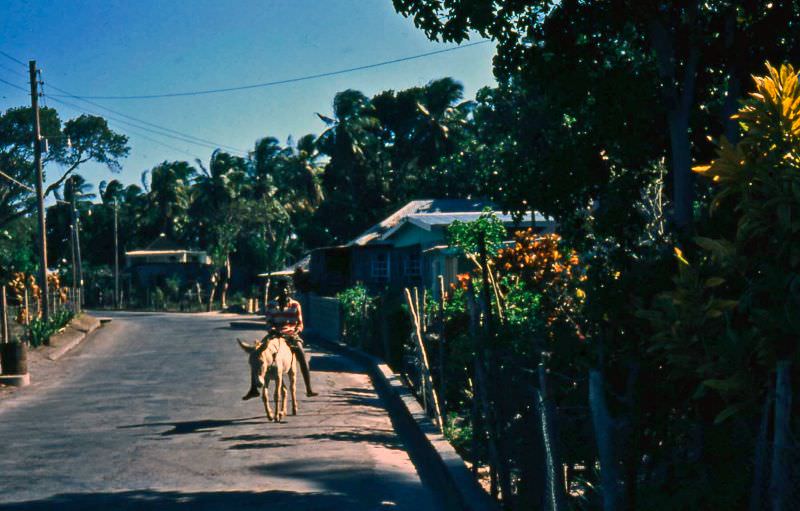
[0,106,128,229]
[143,160,196,238]
[392,0,800,231]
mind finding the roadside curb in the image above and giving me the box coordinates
[309,333,498,511]
[46,314,104,361]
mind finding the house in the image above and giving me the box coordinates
[125,234,213,290]
[304,199,555,296]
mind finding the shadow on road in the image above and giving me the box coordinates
[118,416,265,436]
[0,489,367,511]
[249,459,435,509]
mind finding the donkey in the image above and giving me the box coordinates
[238,332,298,422]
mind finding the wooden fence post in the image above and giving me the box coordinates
[1,286,9,343]
[23,288,30,325]
[437,275,447,419]
[404,287,444,431]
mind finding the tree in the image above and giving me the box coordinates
[143,160,197,238]
[688,62,800,511]
[392,0,800,231]
[315,89,390,243]
[191,150,249,308]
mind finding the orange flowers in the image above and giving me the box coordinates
[495,230,579,284]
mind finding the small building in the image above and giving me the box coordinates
[125,234,213,290]
[305,199,555,296]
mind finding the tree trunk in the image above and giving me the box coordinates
[220,255,231,310]
[207,285,216,312]
[770,360,792,511]
[590,370,623,511]
[667,106,694,230]
[721,7,742,143]
[649,11,700,231]
[749,389,772,511]
[538,360,566,511]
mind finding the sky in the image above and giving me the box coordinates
[0,0,496,195]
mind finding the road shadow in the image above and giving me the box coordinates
[118,416,265,436]
[308,353,363,374]
[226,321,267,330]
[250,459,439,509]
[303,429,405,451]
[325,388,386,410]
[0,489,365,511]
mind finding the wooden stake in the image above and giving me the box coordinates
[23,288,30,325]
[404,287,444,431]
[1,286,8,343]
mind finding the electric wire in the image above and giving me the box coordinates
[0,54,247,155]
[47,40,491,100]
[44,82,247,155]
[47,95,205,160]
[0,50,26,67]
[0,74,207,160]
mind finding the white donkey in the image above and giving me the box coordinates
[238,332,298,422]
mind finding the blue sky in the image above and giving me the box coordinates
[0,0,496,193]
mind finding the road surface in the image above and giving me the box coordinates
[0,311,441,510]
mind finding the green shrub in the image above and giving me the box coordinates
[26,309,74,347]
[152,287,166,310]
[337,284,376,347]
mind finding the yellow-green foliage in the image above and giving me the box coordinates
[694,62,800,263]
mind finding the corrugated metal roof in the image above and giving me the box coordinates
[348,199,496,246]
[258,254,311,278]
[405,211,551,230]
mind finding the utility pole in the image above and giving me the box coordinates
[70,222,76,301]
[114,198,119,309]
[73,182,84,312]
[29,60,49,321]
[70,184,82,313]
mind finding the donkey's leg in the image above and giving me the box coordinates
[274,372,283,422]
[261,377,273,421]
[281,378,288,417]
[290,361,298,415]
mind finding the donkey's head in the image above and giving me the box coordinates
[238,338,269,400]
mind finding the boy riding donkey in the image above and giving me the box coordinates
[242,279,318,400]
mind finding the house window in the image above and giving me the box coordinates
[404,252,421,277]
[371,253,390,282]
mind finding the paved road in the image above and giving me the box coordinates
[0,312,440,510]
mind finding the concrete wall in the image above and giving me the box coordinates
[298,293,342,342]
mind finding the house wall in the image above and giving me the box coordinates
[297,292,341,342]
[348,244,424,293]
[388,222,445,249]
[310,248,351,296]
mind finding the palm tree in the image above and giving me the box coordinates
[98,179,125,205]
[316,89,390,242]
[145,161,196,238]
[191,150,250,309]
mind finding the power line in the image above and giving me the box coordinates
[0,63,247,154]
[0,76,27,92]
[1,74,210,160]
[46,95,205,160]
[47,40,492,100]
[45,92,242,154]
[44,82,247,154]
[0,61,26,78]
[0,54,247,155]
[0,50,26,67]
